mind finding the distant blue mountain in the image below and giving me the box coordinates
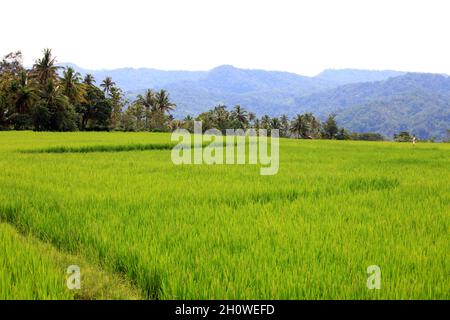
[58,64,404,116]
[58,63,450,139]
[315,69,406,85]
[157,65,338,117]
[58,63,205,91]
[58,63,342,116]
[296,73,450,139]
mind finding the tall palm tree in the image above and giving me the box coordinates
[136,89,156,129]
[271,117,281,130]
[109,86,124,129]
[32,48,60,86]
[231,105,249,129]
[12,71,36,114]
[280,114,289,125]
[253,118,261,131]
[136,89,156,111]
[248,112,256,123]
[260,115,272,131]
[211,105,230,132]
[169,119,185,131]
[100,76,115,96]
[301,112,321,138]
[61,67,85,105]
[155,89,176,114]
[35,79,77,131]
[83,73,96,86]
[280,114,290,137]
[290,114,309,138]
[40,79,67,107]
[126,102,145,130]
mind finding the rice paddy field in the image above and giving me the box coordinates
[0,131,449,299]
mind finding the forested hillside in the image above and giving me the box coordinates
[296,73,450,139]
[2,51,447,139]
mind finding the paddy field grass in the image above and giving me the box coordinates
[0,131,448,299]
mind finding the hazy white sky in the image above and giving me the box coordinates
[1,0,449,76]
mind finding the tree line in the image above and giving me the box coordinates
[0,49,175,132]
[173,105,384,141]
[0,49,387,141]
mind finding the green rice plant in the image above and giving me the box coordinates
[0,223,143,300]
[21,143,176,154]
[0,131,448,299]
[0,223,74,299]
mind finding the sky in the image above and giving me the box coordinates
[1,0,450,76]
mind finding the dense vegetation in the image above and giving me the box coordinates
[296,73,450,139]
[3,49,448,140]
[0,131,448,299]
[0,49,390,141]
[0,50,177,132]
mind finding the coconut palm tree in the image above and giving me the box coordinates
[154,89,176,114]
[32,48,60,86]
[231,105,249,129]
[136,89,156,110]
[39,80,67,108]
[253,118,261,131]
[61,67,85,105]
[169,119,185,131]
[34,79,77,131]
[260,115,272,131]
[211,105,230,132]
[109,86,125,130]
[136,89,157,129]
[100,76,116,96]
[83,74,96,86]
[271,117,281,130]
[290,114,309,138]
[125,102,145,131]
[12,71,36,114]
[7,70,36,129]
[280,114,290,137]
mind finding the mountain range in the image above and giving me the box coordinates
[59,63,450,139]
